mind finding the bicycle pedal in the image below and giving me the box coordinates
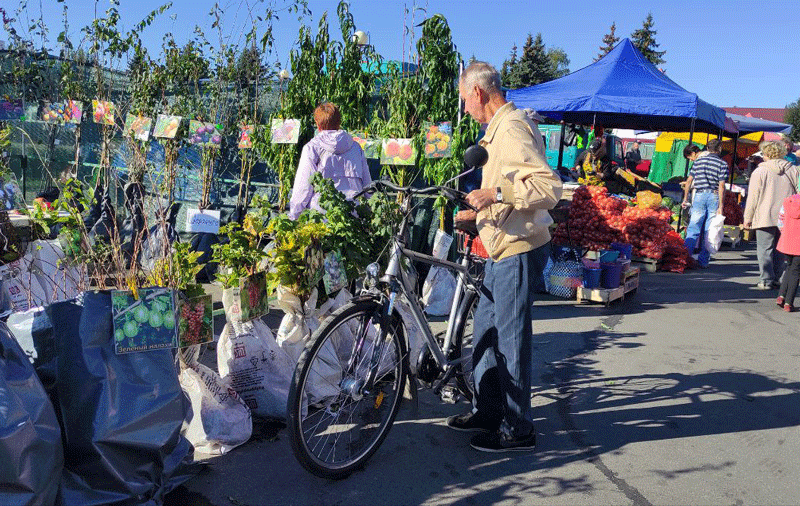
[439,386,459,404]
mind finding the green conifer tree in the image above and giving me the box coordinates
[631,13,666,66]
[596,22,620,61]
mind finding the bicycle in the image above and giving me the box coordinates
[287,149,490,479]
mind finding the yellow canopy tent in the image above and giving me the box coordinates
[649,132,762,183]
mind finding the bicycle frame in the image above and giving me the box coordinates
[377,193,482,372]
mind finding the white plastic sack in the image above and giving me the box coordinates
[217,317,295,420]
[276,287,346,405]
[395,295,425,374]
[0,251,47,314]
[705,213,726,256]
[221,286,242,323]
[275,287,321,363]
[179,356,252,456]
[31,239,82,304]
[421,266,457,316]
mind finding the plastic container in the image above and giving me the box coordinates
[582,258,600,269]
[610,242,633,260]
[583,267,602,289]
[601,261,624,289]
[599,250,620,263]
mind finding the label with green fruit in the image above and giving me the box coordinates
[112,288,178,354]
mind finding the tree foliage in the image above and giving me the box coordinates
[596,22,620,61]
[785,98,800,143]
[502,33,569,89]
[631,13,666,66]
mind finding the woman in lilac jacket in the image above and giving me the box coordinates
[288,102,372,219]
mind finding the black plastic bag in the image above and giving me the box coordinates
[50,292,197,505]
[0,321,64,506]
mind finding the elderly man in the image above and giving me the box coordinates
[448,61,562,452]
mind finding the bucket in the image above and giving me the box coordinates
[599,250,620,263]
[610,242,633,260]
[601,262,624,289]
[583,267,602,289]
[582,258,600,269]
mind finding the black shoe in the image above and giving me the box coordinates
[470,431,537,453]
[446,412,496,433]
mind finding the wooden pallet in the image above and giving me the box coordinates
[577,268,640,306]
[632,256,661,273]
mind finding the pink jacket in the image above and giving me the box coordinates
[288,130,372,219]
[777,194,800,256]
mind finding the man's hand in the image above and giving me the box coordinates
[744,221,752,229]
[455,209,477,222]
[681,200,691,209]
[466,188,498,211]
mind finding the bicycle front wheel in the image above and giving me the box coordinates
[287,299,408,479]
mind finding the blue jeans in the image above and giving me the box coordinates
[471,243,550,439]
[684,191,719,267]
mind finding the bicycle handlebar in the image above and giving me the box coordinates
[355,180,478,212]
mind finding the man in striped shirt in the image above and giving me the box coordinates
[681,139,729,268]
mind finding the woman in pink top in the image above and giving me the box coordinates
[288,103,372,219]
[776,194,800,311]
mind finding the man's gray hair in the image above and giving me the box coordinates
[459,61,502,95]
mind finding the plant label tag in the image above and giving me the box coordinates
[112,288,178,354]
[323,250,347,295]
[186,208,221,234]
[239,272,268,321]
[431,229,454,260]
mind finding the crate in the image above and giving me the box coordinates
[632,256,661,273]
[454,230,489,259]
[722,225,742,249]
[577,268,639,306]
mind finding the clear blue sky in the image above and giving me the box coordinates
[12,0,798,109]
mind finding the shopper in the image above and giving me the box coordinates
[450,61,562,452]
[625,141,642,172]
[288,102,371,219]
[776,194,800,311]
[744,140,799,289]
[681,140,728,268]
[782,135,797,164]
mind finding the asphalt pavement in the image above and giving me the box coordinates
[166,241,800,506]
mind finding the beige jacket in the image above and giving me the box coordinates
[477,102,563,260]
[744,159,799,229]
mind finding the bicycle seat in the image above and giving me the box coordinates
[454,218,478,236]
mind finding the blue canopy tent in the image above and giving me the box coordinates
[507,39,731,228]
[726,113,792,135]
[506,38,728,135]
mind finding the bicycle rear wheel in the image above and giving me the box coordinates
[453,290,478,401]
[287,299,408,479]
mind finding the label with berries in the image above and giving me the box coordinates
[323,250,347,295]
[112,288,178,354]
[240,272,269,322]
[179,294,213,347]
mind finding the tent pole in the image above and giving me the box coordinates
[730,133,739,185]
[557,121,566,171]
[677,117,697,231]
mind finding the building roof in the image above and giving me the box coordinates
[722,107,787,123]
